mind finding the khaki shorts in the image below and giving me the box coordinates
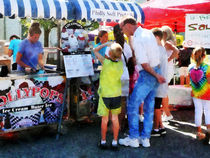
[97,96,121,116]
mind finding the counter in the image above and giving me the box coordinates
[0,71,66,133]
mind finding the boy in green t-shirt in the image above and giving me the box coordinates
[93,43,123,150]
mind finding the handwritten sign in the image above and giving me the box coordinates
[63,54,94,78]
[185,14,210,48]
[91,9,134,20]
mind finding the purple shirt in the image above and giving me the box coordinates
[18,39,43,71]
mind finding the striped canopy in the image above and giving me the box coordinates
[72,0,144,23]
[0,0,74,19]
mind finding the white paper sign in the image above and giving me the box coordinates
[91,9,134,20]
[185,14,210,48]
[63,54,94,78]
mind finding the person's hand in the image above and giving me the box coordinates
[25,67,36,73]
[25,67,32,73]
[156,74,166,83]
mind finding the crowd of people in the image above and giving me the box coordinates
[92,16,210,150]
[7,18,210,150]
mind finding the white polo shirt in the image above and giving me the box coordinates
[133,27,160,71]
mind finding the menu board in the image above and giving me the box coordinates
[63,54,94,78]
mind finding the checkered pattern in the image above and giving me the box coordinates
[44,107,60,124]
[29,112,41,125]
[10,115,22,129]
[9,111,41,129]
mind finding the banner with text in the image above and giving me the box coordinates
[185,14,210,48]
[91,9,134,21]
[0,75,65,132]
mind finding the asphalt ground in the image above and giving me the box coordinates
[0,108,209,158]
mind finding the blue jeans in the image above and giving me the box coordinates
[127,66,160,139]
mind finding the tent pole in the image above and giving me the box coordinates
[57,21,61,71]
[3,17,6,40]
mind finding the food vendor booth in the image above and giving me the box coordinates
[0,0,144,137]
[0,0,74,134]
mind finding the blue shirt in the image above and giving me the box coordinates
[92,42,107,66]
[18,39,43,71]
[8,39,21,63]
[92,42,107,58]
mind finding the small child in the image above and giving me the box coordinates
[188,47,210,144]
[151,28,168,137]
[93,43,123,150]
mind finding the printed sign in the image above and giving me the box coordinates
[91,9,134,20]
[0,76,65,132]
[64,54,94,78]
[185,14,210,48]
[61,22,90,53]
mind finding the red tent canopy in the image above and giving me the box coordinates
[141,0,210,32]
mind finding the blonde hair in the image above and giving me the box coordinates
[110,43,122,60]
[161,26,176,44]
[192,47,206,66]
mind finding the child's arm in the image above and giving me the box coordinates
[93,42,111,64]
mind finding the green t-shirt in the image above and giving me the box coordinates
[98,58,123,97]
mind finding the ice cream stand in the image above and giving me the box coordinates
[0,0,75,135]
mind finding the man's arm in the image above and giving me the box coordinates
[141,63,165,83]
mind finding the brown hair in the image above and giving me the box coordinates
[152,28,163,40]
[96,30,108,44]
[98,30,108,38]
[29,22,42,36]
[9,35,20,41]
[120,16,137,26]
[113,24,124,49]
[192,47,206,66]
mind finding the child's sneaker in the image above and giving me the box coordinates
[111,141,119,151]
[151,130,161,137]
[98,141,108,150]
[159,128,167,136]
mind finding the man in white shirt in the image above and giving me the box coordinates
[119,16,165,148]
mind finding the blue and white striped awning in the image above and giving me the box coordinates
[0,0,74,19]
[72,0,145,23]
